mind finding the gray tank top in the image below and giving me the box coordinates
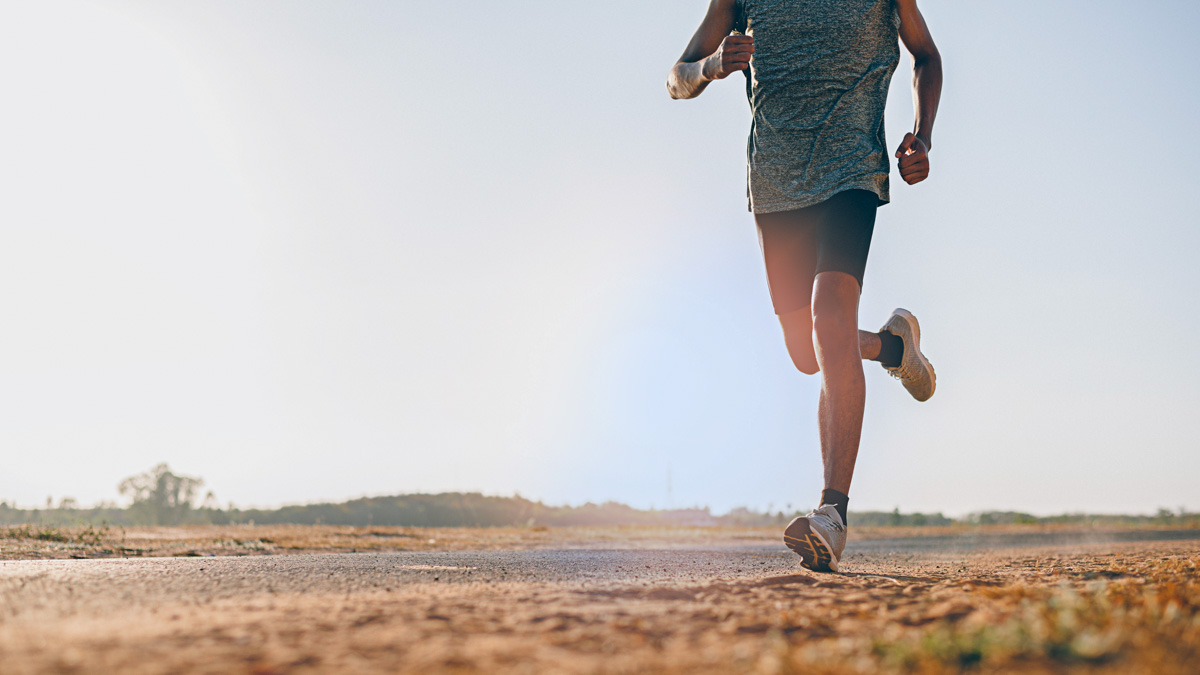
[736,0,900,213]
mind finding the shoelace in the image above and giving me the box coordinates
[888,362,915,381]
[809,511,841,531]
[887,348,924,382]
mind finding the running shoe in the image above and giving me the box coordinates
[880,308,936,402]
[783,505,846,573]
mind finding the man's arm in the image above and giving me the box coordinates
[666,0,754,100]
[894,0,942,185]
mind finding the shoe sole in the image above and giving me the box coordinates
[890,308,936,402]
[783,517,839,573]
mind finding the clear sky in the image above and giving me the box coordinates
[1,1,1197,516]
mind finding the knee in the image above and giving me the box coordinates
[785,335,820,375]
[778,308,819,375]
[811,272,861,348]
[811,302,856,349]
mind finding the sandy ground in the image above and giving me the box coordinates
[0,527,1196,674]
[5,522,1198,559]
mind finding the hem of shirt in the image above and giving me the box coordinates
[747,183,890,215]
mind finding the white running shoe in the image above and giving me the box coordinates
[880,308,936,402]
[783,505,846,573]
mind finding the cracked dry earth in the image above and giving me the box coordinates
[0,539,1197,674]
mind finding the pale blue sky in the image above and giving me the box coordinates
[1,1,1197,515]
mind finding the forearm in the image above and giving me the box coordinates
[911,52,942,149]
[667,58,713,100]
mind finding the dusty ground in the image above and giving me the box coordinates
[0,527,1196,674]
[4,522,1196,560]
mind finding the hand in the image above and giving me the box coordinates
[703,34,754,81]
[895,132,930,185]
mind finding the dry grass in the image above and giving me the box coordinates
[861,553,1200,673]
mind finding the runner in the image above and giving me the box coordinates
[667,0,942,572]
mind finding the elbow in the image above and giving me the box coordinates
[666,70,685,100]
[666,83,690,101]
[666,63,702,100]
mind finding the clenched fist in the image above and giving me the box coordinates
[895,132,930,185]
[703,35,754,81]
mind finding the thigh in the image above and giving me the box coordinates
[755,207,821,316]
[814,189,878,290]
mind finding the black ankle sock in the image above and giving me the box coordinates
[872,331,903,368]
[820,489,849,526]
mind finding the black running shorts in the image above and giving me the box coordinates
[755,189,877,315]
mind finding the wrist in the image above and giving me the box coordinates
[700,55,716,81]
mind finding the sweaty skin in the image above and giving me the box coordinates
[667,0,942,496]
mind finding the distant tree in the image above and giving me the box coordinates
[118,464,205,525]
[200,491,220,510]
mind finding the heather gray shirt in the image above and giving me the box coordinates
[737,0,900,213]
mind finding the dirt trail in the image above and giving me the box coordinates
[0,531,1196,674]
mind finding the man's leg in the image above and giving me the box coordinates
[768,191,935,571]
[777,309,901,375]
[761,190,889,495]
[778,280,869,574]
[766,190,878,572]
[810,271,866,496]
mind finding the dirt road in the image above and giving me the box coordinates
[1,529,1196,674]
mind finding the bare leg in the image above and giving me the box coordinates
[859,330,882,361]
[810,271,865,494]
[777,310,883,373]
